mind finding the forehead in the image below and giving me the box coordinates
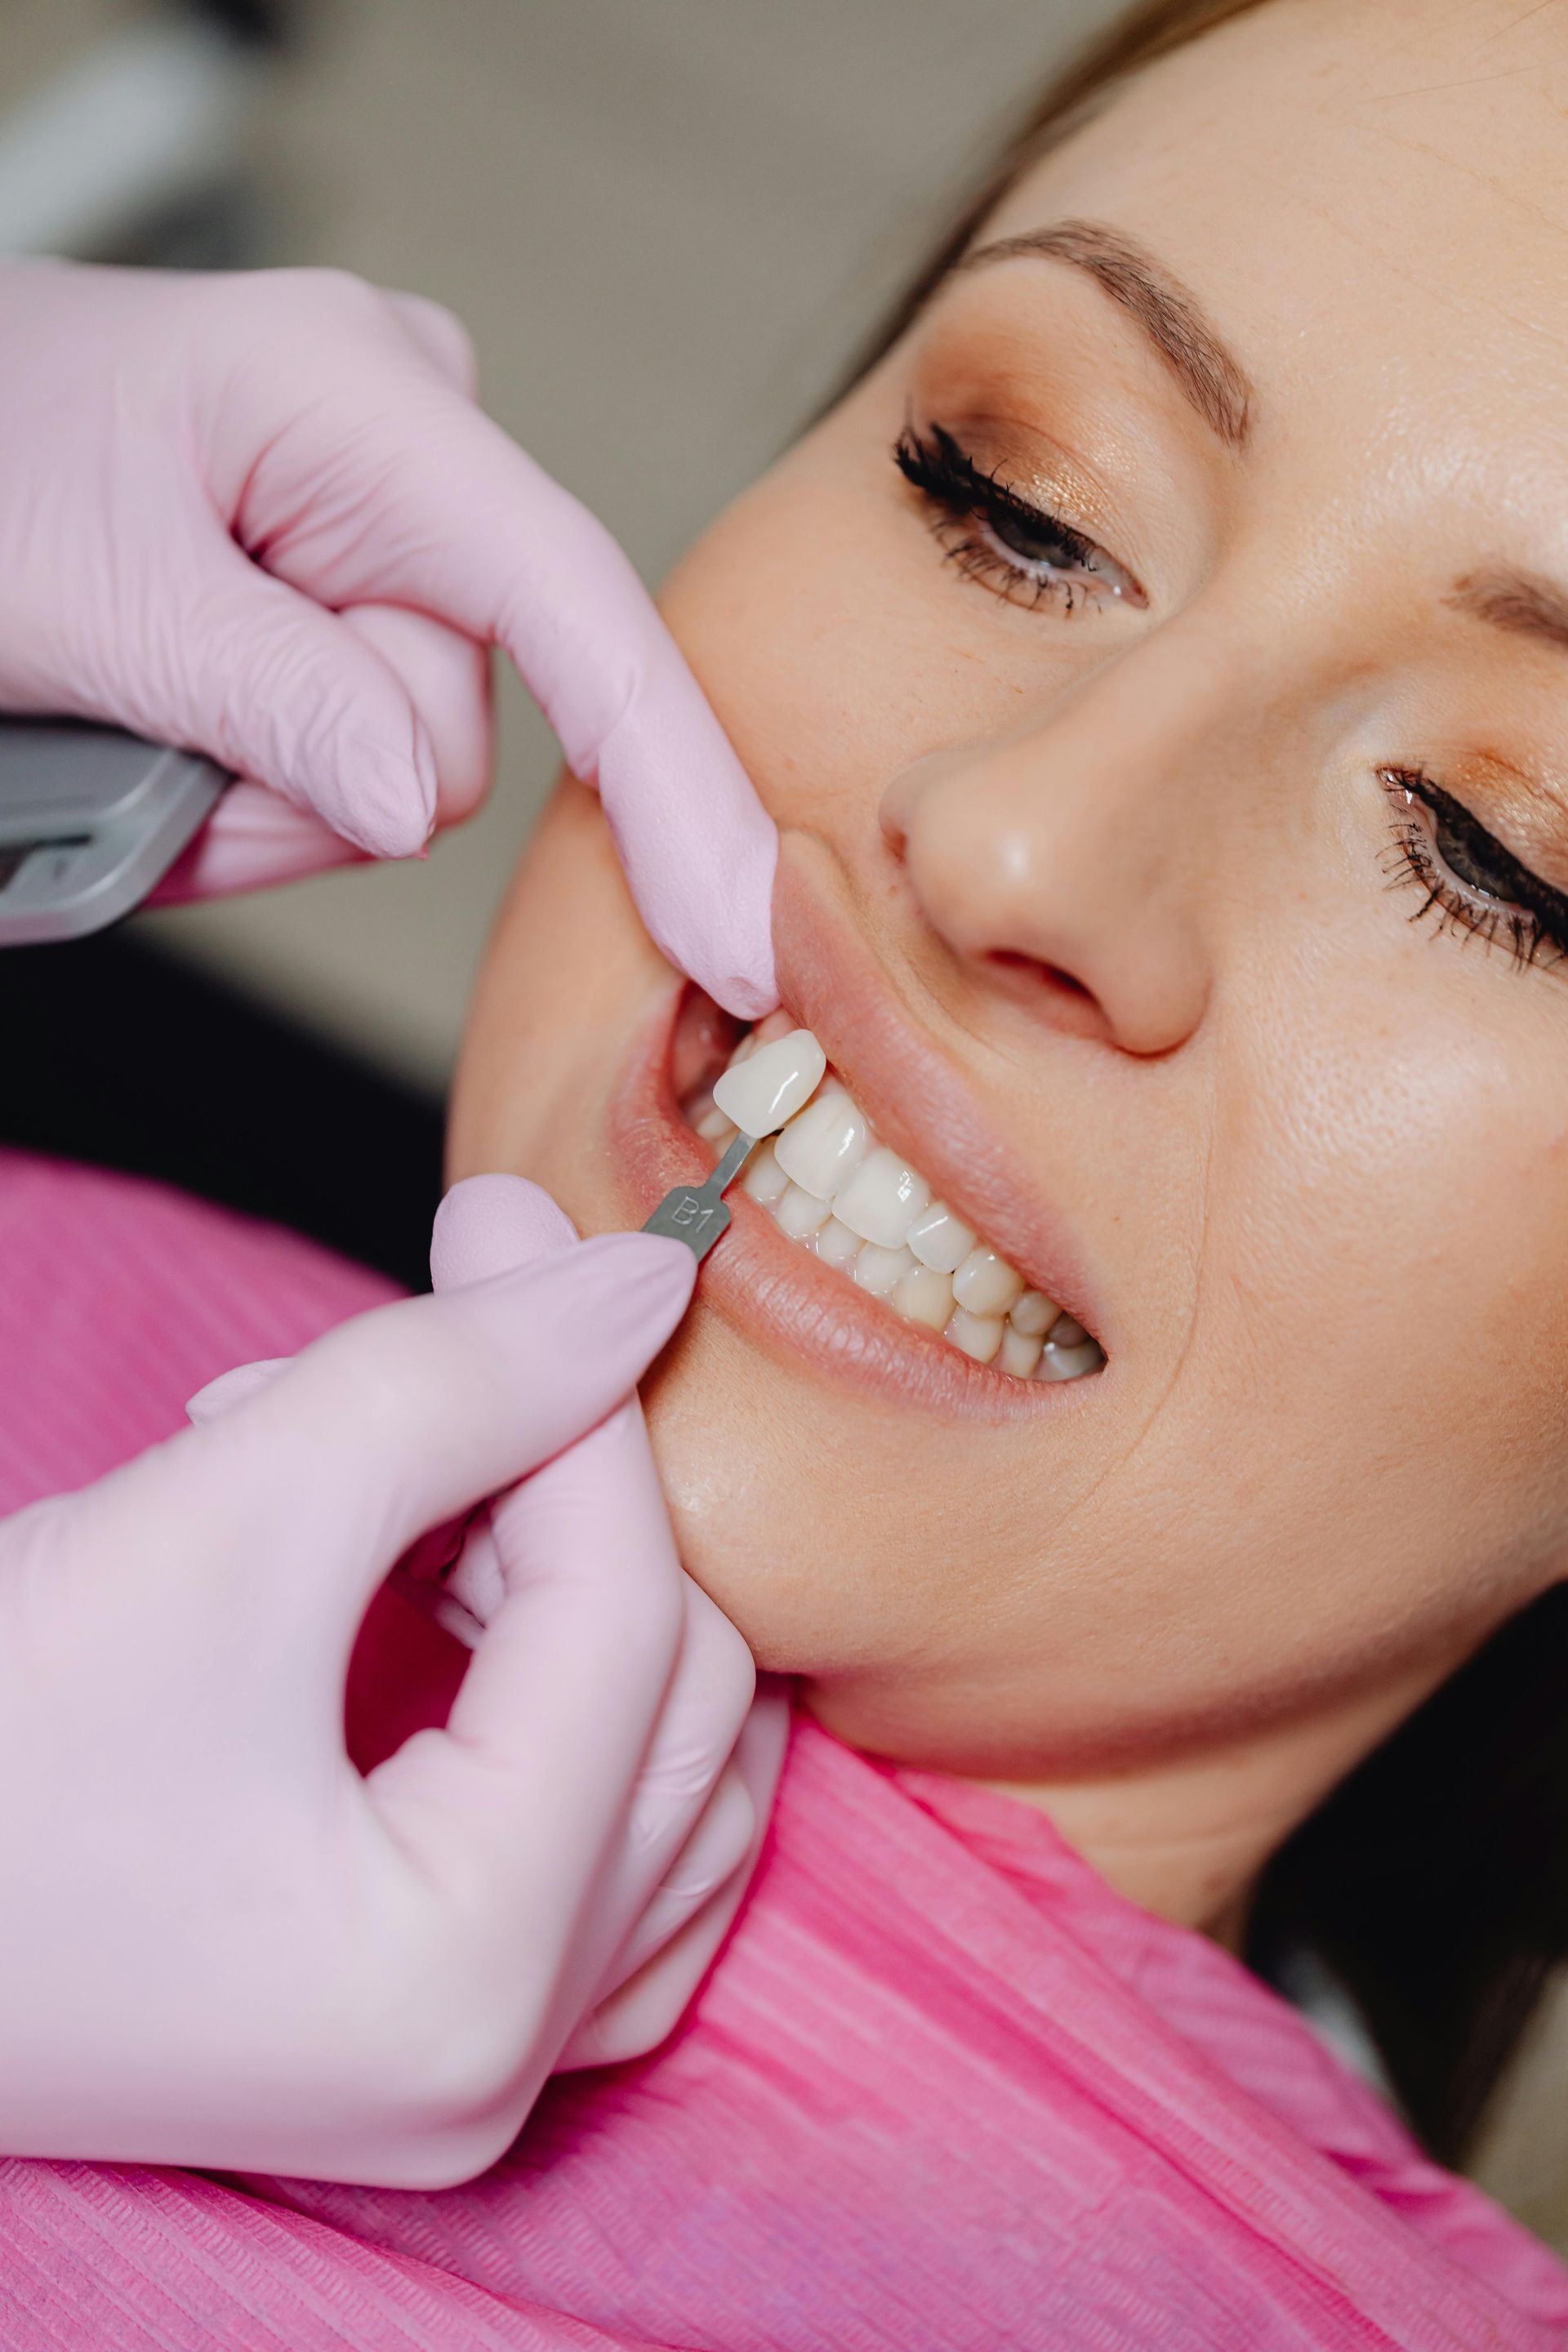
[984,0,1568,481]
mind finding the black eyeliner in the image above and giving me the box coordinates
[1384,767,1568,971]
[895,422,1103,572]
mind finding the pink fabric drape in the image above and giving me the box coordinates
[0,1152,1563,2351]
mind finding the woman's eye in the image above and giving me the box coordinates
[1380,767,1568,973]
[895,424,1144,616]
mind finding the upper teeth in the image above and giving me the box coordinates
[691,1023,1102,1383]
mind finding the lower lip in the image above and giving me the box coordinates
[609,987,1104,1421]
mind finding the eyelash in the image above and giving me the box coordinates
[895,427,1568,979]
[1380,767,1568,973]
[894,422,1139,615]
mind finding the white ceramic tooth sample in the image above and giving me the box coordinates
[952,1247,1024,1317]
[727,1030,760,1067]
[1036,1339,1103,1381]
[947,1307,1004,1365]
[904,1200,976,1274]
[696,1103,737,1145]
[1048,1313,1088,1349]
[999,1325,1044,1379]
[1009,1288,1060,1338]
[712,1027,827,1137]
[813,1217,862,1271]
[775,1085,870,1199]
[893,1264,954,1331]
[854,1241,915,1297]
[775,1182,831,1240]
[741,1138,789,1204]
[832,1147,930,1249]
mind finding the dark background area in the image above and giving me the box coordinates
[0,931,443,1290]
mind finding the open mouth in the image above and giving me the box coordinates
[678,1006,1106,1385]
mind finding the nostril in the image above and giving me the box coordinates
[984,950,1111,1043]
[988,949,1090,1000]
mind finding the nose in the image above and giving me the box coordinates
[880,630,1230,1057]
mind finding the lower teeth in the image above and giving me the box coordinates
[685,1022,1104,1384]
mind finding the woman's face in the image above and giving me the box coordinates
[452,0,1568,1799]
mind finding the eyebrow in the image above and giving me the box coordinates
[956,219,1254,450]
[1450,568,1568,657]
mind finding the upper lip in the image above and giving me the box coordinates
[770,836,1102,1343]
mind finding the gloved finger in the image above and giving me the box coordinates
[143,531,440,860]
[163,1231,695,1645]
[580,1671,789,2010]
[234,377,777,1015]
[185,1357,290,1423]
[372,1389,691,1983]
[382,288,479,394]
[586,1571,756,1931]
[340,604,492,826]
[578,1758,756,2010]
[430,1170,577,1290]
[557,1683,791,2070]
[154,605,488,899]
[148,782,363,903]
[387,1173,578,1637]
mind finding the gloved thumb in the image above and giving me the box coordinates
[158,534,439,859]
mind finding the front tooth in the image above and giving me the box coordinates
[775,1182,831,1240]
[947,1307,1004,1365]
[999,1325,1043,1379]
[813,1216,862,1271]
[832,1147,931,1249]
[893,1264,954,1330]
[1036,1339,1103,1381]
[853,1241,915,1296]
[774,1085,871,1199]
[740,1138,789,1204]
[695,1103,738,1146]
[952,1247,1024,1318]
[712,1028,827,1137]
[905,1200,976,1274]
[1009,1288,1059,1338]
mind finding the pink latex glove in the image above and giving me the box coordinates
[0,1178,786,2185]
[0,260,777,1016]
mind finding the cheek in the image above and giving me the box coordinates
[1196,964,1568,1634]
[448,778,673,1186]
[658,434,1068,845]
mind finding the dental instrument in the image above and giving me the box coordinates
[0,719,227,943]
[643,1027,825,1262]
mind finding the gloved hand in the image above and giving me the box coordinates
[0,1177,786,2185]
[0,260,777,1016]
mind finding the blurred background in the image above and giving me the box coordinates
[0,0,1565,2245]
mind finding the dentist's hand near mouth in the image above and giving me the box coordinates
[0,1176,787,2185]
[0,261,789,2179]
[0,257,779,1016]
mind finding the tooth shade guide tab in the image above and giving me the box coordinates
[691,1022,1103,1382]
[711,1027,826,1138]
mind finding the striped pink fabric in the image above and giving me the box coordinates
[0,1150,1564,2351]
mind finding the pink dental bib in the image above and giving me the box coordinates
[0,1152,1562,2351]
